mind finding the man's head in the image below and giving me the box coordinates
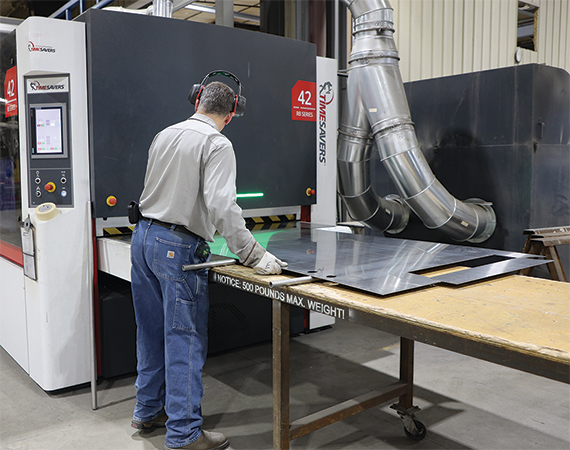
[196,81,236,119]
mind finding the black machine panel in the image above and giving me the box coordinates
[79,10,317,219]
[97,272,304,379]
[370,64,570,274]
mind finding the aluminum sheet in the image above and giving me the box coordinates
[257,223,548,296]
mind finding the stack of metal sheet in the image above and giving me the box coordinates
[261,223,548,296]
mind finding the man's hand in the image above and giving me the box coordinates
[253,251,288,275]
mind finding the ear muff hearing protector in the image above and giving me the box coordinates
[188,70,246,117]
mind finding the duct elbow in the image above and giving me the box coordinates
[406,192,497,243]
[345,0,393,20]
[338,166,411,233]
[339,188,410,233]
[338,128,410,234]
[402,176,497,243]
[462,200,497,243]
[382,194,409,234]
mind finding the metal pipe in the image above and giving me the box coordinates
[335,0,340,62]
[87,202,97,410]
[338,0,496,243]
[269,276,315,288]
[182,258,236,271]
[152,0,173,18]
[215,0,234,27]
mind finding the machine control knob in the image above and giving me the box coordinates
[35,190,42,198]
[45,182,56,193]
[306,188,316,197]
[106,196,117,206]
[35,177,41,184]
[60,177,67,184]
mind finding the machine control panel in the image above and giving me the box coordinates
[30,168,73,204]
[26,76,73,207]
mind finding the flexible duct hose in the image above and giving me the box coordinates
[338,0,496,242]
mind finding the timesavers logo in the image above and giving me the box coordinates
[318,81,334,164]
[29,80,65,91]
[28,41,56,53]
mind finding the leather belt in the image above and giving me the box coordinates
[141,217,203,241]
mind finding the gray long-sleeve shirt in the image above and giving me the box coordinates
[139,114,261,264]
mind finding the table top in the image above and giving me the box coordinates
[211,264,570,381]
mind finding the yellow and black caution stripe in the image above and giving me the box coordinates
[102,215,297,236]
[245,214,298,231]
[102,226,135,237]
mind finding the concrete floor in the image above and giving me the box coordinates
[1,319,569,450]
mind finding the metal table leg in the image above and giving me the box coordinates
[399,337,414,409]
[273,300,290,450]
[271,313,424,446]
[391,338,426,440]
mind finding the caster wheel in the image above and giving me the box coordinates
[404,419,426,441]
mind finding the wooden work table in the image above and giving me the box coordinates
[209,264,570,448]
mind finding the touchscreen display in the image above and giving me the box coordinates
[34,107,63,155]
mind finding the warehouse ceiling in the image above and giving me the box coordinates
[0,0,260,28]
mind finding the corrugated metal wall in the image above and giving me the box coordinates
[382,0,570,82]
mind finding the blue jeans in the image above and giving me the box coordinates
[131,219,210,448]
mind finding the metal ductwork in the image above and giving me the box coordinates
[338,0,496,243]
[152,0,173,17]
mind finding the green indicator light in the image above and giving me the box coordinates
[210,229,287,257]
[236,192,264,198]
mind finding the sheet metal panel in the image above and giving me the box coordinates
[260,224,547,296]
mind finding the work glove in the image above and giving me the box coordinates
[253,251,288,275]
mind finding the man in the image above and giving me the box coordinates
[130,78,286,450]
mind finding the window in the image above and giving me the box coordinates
[0,31,22,254]
[517,1,538,51]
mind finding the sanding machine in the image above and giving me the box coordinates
[0,11,337,391]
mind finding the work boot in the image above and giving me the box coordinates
[164,430,229,450]
[131,411,168,430]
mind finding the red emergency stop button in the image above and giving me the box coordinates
[306,188,316,197]
[45,182,56,193]
[106,196,117,206]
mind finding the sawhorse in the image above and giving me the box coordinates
[519,226,569,282]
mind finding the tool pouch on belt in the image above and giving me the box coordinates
[128,201,142,224]
[194,242,211,261]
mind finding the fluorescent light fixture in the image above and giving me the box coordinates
[185,3,212,13]
[184,4,260,23]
